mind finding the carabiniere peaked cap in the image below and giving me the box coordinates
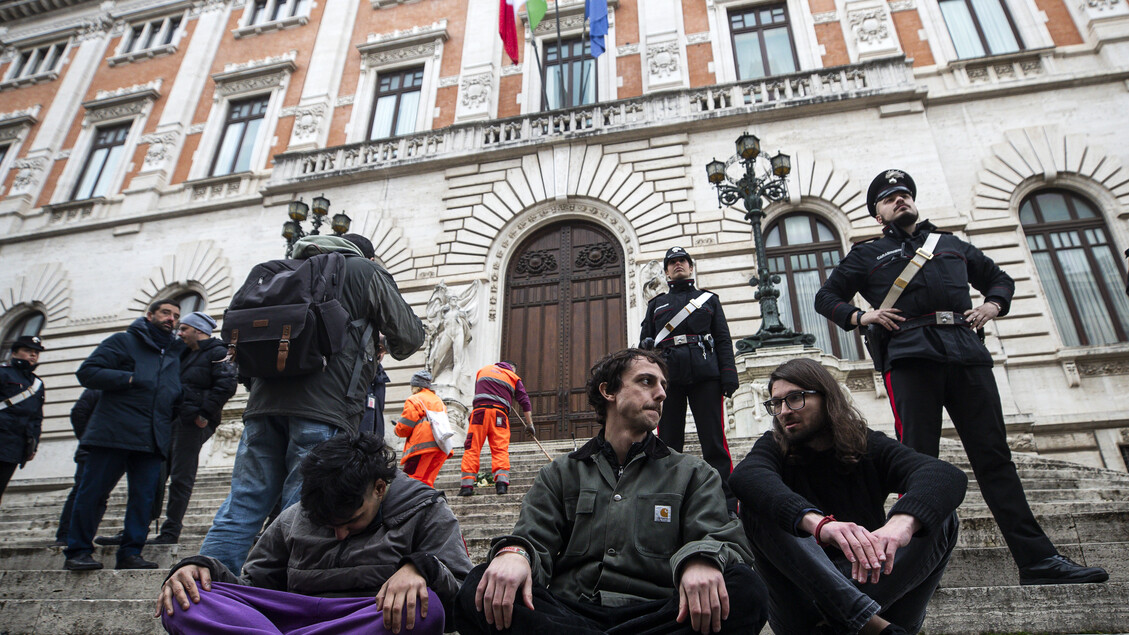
[664,246,693,267]
[867,169,917,217]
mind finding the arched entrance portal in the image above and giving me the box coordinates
[502,220,627,441]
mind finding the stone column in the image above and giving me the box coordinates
[454,0,498,121]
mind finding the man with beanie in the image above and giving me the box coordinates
[459,362,531,497]
[0,335,47,504]
[148,312,237,545]
[639,246,740,515]
[65,299,184,570]
[815,168,1108,586]
[395,370,453,487]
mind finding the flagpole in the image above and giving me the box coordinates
[530,38,553,114]
[552,0,567,109]
[580,3,594,105]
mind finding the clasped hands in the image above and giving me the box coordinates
[803,512,919,584]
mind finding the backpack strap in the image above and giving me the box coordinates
[347,321,376,402]
[879,232,942,310]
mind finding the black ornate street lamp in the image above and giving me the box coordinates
[281,194,351,257]
[706,132,815,353]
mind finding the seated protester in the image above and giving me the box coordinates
[156,433,473,635]
[395,370,453,488]
[729,358,968,635]
[456,348,768,635]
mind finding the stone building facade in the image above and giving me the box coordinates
[1,0,1127,483]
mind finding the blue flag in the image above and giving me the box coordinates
[586,0,608,58]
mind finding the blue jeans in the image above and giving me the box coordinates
[746,511,958,633]
[199,416,338,574]
[65,447,163,562]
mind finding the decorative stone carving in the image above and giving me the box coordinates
[640,260,665,303]
[424,281,479,390]
[533,13,585,35]
[1062,360,1081,387]
[845,374,875,392]
[221,51,298,75]
[848,9,889,44]
[0,262,71,327]
[359,20,447,67]
[75,15,114,42]
[141,132,179,170]
[501,65,522,76]
[282,103,327,142]
[686,32,710,45]
[86,101,146,124]
[438,76,460,87]
[617,43,639,57]
[647,42,681,79]
[515,249,558,275]
[574,242,618,269]
[1078,359,1129,376]
[9,157,46,193]
[460,73,493,109]
[187,123,206,135]
[217,73,287,96]
[812,11,839,23]
[362,44,436,67]
[1085,0,1121,9]
[336,94,355,106]
[82,80,162,126]
[888,0,916,11]
[213,51,296,95]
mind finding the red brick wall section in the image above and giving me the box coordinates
[890,7,935,66]
[496,74,523,120]
[686,43,715,87]
[681,0,710,33]
[1032,0,1083,45]
[434,85,458,129]
[815,23,850,66]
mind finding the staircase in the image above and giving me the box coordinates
[0,437,1126,634]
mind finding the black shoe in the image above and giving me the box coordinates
[458,486,475,497]
[116,554,159,570]
[63,554,104,571]
[1019,554,1109,585]
[496,483,509,495]
[147,534,178,545]
[93,531,123,546]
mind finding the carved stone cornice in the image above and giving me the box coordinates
[357,20,447,67]
[0,105,41,136]
[212,50,297,84]
[81,80,162,125]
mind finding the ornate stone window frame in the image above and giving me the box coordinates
[106,2,192,67]
[189,51,296,181]
[50,80,161,206]
[0,36,71,90]
[233,0,312,39]
[0,106,38,197]
[916,0,1054,67]
[518,0,618,113]
[704,0,820,84]
[345,21,447,144]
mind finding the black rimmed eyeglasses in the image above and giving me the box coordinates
[762,390,819,416]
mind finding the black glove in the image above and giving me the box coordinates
[723,382,739,398]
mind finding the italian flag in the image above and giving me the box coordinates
[500,0,547,64]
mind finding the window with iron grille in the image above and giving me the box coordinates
[71,122,132,201]
[542,37,596,110]
[765,213,864,360]
[729,4,799,80]
[938,0,1023,59]
[1021,189,1129,347]
[368,67,424,140]
[210,95,270,176]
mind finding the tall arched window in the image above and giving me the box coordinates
[1,311,46,363]
[1020,189,1129,346]
[765,213,863,360]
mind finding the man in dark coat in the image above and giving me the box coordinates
[64,298,184,571]
[639,246,740,514]
[148,312,237,545]
[0,335,47,505]
[814,168,1107,586]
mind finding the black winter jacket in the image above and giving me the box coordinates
[76,317,184,458]
[640,280,738,391]
[69,388,101,462]
[814,220,1014,370]
[177,338,237,428]
[0,360,45,465]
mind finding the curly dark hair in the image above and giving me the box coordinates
[299,432,398,527]
[586,348,668,425]
[768,358,868,466]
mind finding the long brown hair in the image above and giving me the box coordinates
[768,358,868,465]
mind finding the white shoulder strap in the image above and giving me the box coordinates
[0,377,43,412]
[879,232,942,310]
[660,291,716,337]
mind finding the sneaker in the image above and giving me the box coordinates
[116,554,159,570]
[495,482,509,495]
[93,531,123,546]
[1019,554,1109,585]
[63,554,104,571]
[147,534,178,545]
[458,486,475,497]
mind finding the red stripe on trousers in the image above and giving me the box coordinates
[883,371,903,442]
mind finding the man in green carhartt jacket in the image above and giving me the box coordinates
[456,348,768,635]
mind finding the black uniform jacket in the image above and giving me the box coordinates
[640,279,738,390]
[814,220,1014,370]
[0,362,45,465]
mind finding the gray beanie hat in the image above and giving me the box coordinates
[180,311,217,336]
[410,370,433,389]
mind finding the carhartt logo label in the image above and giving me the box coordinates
[654,505,671,522]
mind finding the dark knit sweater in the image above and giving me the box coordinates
[730,429,967,537]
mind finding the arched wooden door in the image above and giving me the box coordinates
[502,221,627,441]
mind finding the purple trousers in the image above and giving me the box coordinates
[161,582,445,635]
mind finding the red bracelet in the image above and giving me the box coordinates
[814,515,836,546]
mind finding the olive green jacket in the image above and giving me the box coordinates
[488,432,753,607]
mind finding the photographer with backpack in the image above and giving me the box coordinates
[200,234,425,575]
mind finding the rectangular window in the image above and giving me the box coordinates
[0,144,8,167]
[211,95,270,176]
[368,67,424,140]
[939,0,1022,59]
[542,37,596,110]
[248,0,309,26]
[8,42,66,80]
[729,4,799,80]
[72,122,132,200]
[123,15,182,54]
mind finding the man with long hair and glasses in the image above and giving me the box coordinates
[729,358,967,635]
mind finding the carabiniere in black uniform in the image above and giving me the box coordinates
[640,246,739,514]
[814,168,1108,585]
[0,335,47,502]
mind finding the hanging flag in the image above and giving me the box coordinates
[500,0,548,64]
[585,0,608,58]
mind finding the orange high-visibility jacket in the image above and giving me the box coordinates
[472,364,530,411]
[395,388,452,461]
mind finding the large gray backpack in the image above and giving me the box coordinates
[223,253,350,378]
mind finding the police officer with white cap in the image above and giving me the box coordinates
[640,246,739,515]
[814,168,1108,585]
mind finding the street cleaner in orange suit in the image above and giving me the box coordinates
[814,168,1107,586]
[459,362,531,497]
[395,370,453,488]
